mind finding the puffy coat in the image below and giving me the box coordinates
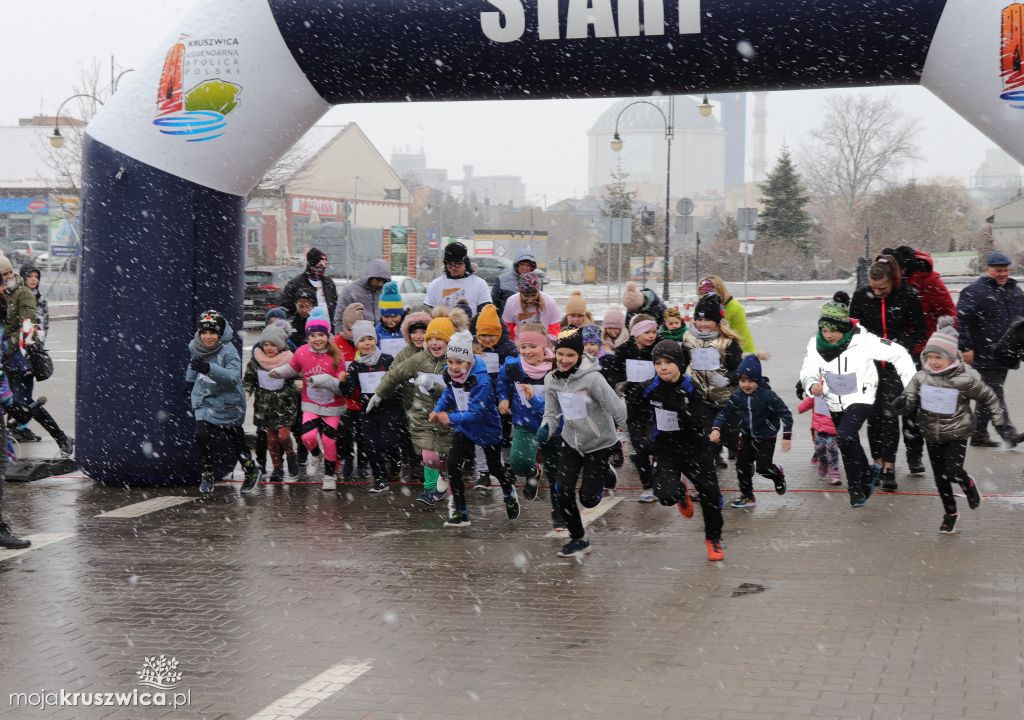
[340,353,404,452]
[901,362,1005,444]
[1,279,36,339]
[332,334,363,412]
[470,312,519,388]
[957,275,1024,369]
[799,327,917,412]
[723,297,756,354]
[903,249,958,355]
[243,350,300,428]
[491,250,540,313]
[280,270,338,330]
[682,330,742,407]
[849,281,926,353]
[335,258,392,326]
[713,382,793,440]
[186,323,246,426]
[375,349,453,455]
[280,343,347,416]
[435,356,503,446]
[797,395,838,435]
[543,355,626,454]
[497,356,548,430]
[624,288,666,327]
[640,374,709,450]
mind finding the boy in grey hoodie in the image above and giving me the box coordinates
[539,327,627,558]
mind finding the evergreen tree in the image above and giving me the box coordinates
[758,147,814,255]
[591,166,657,282]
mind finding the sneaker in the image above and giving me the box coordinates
[772,466,787,495]
[286,453,299,478]
[504,489,521,520]
[850,493,867,508]
[474,473,492,491]
[269,468,285,483]
[940,513,958,533]
[870,463,882,486]
[970,436,1000,448]
[705,538,724,561]
[523,466,541,500]
[881,468,898,492]
[369,479,389,494]
[610,441,624,468]
[714,456,728,469]
[0,521,30,549]
[557,536,591,558]
[862,476,875,500]
[730,496,756,509]
[907,454,926,475]
[12,427,40,443]
[416,489,446,506]
[57,435,75,457]
[817,460,828,478]
[443,511,471,528]
[307,453,324,480]
[199,472,215,494]
[240,462,261,494]
[677,493,694,519]
[638,488,656,503]
[828,468,842,486]
[962,476,982,510]
[321,475,337,492]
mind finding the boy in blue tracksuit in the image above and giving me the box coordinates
[470,303,519,490]
[711,355,792,509]
[430,330,521,527]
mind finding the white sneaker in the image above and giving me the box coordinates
[308,453,324,481]
[321,475,336,492]
[638,488,656,503]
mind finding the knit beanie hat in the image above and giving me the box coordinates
[0,253,12,275]
[693,293,724,323]
[265,306,288,323]
[565,291,587,316]
[305,307,331,336]
[622,282,644,311]
[306,247,327,267]
[342,303,365,332]
[20,264,40,281]
[295,286,317,305]
[923,316,959,360]
[475,304,503,337]
[652,339,685,369]
[554,325,585,357]
[818,291,852,333]
[259,322,289,350]
[446,330,475,362]
[603,307,626,329]
[581,323,602,346]
[517,271,540,294]
[379,281,404,316]
[664,305,682,322]
[351,320,376,342]
[737,354,764,383]
[425,316,456,343]
[198,309,226,337]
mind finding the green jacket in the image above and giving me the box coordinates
[243,355,301,429]
[3,280,37,338]
[375,349,453,455]
[723,297,756,355]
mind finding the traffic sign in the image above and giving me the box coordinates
[496,245,506,257]
[737,207,758,228]
[676,198,694,216]
[598,217,631,245]
[27,200,46,213]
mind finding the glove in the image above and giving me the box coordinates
[794,379,805,401]
[190,356,210,375]
[536,420,553,444]
[415,374,440,394]
[891,395,915,416]
[5,400,33,425]
[365,394,382,413]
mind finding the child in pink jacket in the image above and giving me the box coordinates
[798,395,841,485]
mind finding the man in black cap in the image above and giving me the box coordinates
[279,248,338,331]
[423,241,492,316]
[957,251,1024,445]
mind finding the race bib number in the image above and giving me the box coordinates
[626,359,655,383]
[256,369,285,391]
[306,386,334,405]
[516,384,531,406]
[813,395,831,415]
[689,347,719,371]
[920,385,959,414]
[358,371,385,395]
[654,408,679,431]
[453,388,470,412]
[557,391,587,420]
[380,338,406,357]
[824,371,858,396]
[483,352,501,373]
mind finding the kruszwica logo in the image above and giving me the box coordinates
[154,35,242,142]
[136,656,183,690]
[1001,4,1024,108]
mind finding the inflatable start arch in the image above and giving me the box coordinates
[81,0,1023,485]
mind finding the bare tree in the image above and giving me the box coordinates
[42,58,108,195]
[859,179,984,255]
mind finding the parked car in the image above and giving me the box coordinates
[244,265,303,323]
[391,275,427,309]
[34,252,79,272]
[10,240,48,268]
[469,256,514,285]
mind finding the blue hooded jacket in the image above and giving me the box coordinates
[186,323,247,426]
[713,355,793,439]
[496,356,547,430]
[435,355,503,446]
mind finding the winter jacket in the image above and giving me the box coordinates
[29,289,48,337]
[471,314,519,388]
[243,350,300,429]
[901,362,1005,444]
[600,336,655,432]
[339,353,400,413]
[957,275,1024,369]
[435,356,503,447]
[1,279,36,339]
[186,323,246,426]
[799,326,917,412]
[280,270,338,331]
[682,330,742,407]
[375,349,453,455]
[849,282,926,353]
[280,343,347,416]
[335,258,392,326]
[640,374,709,450]
[491,250,540,313]
[713,381,793,440]
[287,313,308,348]
[624,288,666,327]
[903,249,958,355]
[723,297,756,354]
[543,355,627,454]
[497,357,548,430]
[376,321,406,357]
[332,334,363,412]
[797,395,838,435]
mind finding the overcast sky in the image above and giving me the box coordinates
[1,0,1010,204]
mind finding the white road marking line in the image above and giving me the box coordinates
[0,532,75,562]
[544,495,622,538]
[97,496,197,518]
[247,661,372,720]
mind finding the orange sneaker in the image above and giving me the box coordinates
[677,493,694,519]
[705,538,724,561]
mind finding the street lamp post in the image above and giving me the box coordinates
[49,93,105,149]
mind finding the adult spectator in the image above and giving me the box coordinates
[280,248,338,330]
[622,282,666,327]
[849,254,926,490]
[501,271,560,338]
[957,251,1024,446]
[697,275,756,354]
[424,242,491,315]
[335,258,391,326]
[492,250,540,314]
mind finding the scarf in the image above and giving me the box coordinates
[254,346,292,370]
[688,327,720,342]
[520,354,552,380]
[356,348,382,366]
[448,364,470,383]
[815,328,856,362]
[658,326,686,342]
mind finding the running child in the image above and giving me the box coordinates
[470,304,518,491]
[376,282,407,355]
[243,322,300,482]
[798,392,841,485]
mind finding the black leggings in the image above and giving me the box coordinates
[735,434,784,498]
[9,367,65,442]
[653,443,723,540]
[447,433,512,511]
[627,423,654,490]
[556,445,615,540]
[926,438,970,515]
[867,364,903,464]
[195,421,253,476]
[831,403,874,502]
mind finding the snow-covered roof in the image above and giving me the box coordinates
[0,126,67,190]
